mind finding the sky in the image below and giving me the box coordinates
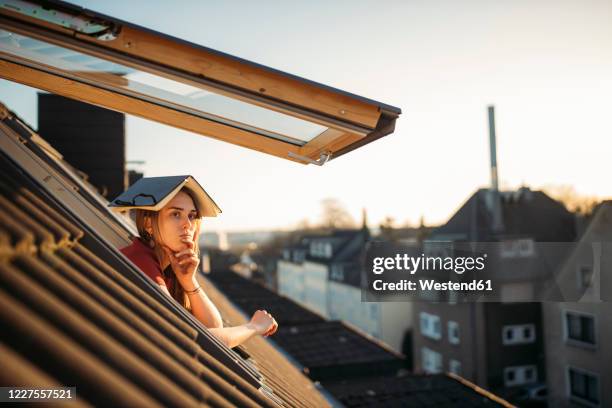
[1,0,611,232]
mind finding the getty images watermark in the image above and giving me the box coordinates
[361,241,608,303]
[371,252,491,292]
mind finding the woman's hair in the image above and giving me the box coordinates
[134,188,202,310]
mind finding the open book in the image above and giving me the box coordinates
[109,175,221,217]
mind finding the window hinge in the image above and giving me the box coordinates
[287,151,332,166]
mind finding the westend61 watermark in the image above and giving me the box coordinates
[361,241,608,303]
[371,252,491,293]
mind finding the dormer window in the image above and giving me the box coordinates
[324,243,332,258]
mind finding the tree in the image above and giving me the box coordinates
[379,216,396,241]
[319,198,356,229]
[294,217,311,231]
[542,184,600,216]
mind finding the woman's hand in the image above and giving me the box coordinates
[248,310,278,337]
[163,238,199,288]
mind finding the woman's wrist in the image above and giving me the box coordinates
[185,285,201,295]
[178,277,200,293]
[245,322,260,334]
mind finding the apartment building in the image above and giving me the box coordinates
[413,187,576,399]
[278,228,414,353]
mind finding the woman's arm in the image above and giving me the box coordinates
[184,279,224,329]
[208,325,257,349]
[181,284,278,348]
[162,241,223,328]
[163,239,278,348]
[209,310,278,348]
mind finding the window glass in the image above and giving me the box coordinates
[0,28,328,145]
[566,312,596,345]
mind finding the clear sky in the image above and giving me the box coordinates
[1,0,611,232]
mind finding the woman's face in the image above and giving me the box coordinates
[155,191,199,252]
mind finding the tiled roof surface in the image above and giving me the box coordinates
[207,271,511,406]
[202,277,330,408]
[0,104,330,407]
[207,271,325,325]
[208,271,404,382]
[271,321,404,381]
[324,373,512,408]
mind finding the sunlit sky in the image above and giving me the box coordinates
[1,0,611,232]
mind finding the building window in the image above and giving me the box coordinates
[449,359,462,375]
[502,324,536,345]
[294,250,305,263]
[448,321,460,345]
[504,365,537,387]
[568,367,600,406]
[330,264,344,281]
[577,265,593,290]
[369,303,378,320]
[500,238,534,258]
[421,347,443,374]
[420,312,442,340]
[565,311,596,346]
[517,239,535,257]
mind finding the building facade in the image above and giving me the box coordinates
[278,229,413,354]
[413,187,576,400]
[543,202,612,407]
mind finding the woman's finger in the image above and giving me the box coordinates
[178,256,199,266]
[270,320,278,335]
[265,317,277,334]
[174,249,195,258]
[176,253,195,263]
[264,320,278,337]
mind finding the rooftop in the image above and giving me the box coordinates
[0,102,330,407]
[207,269,511,406]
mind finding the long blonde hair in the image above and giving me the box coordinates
[134,188,202,311]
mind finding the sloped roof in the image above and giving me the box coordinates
[331,229,370,263]
[202,276,332,407]
[324,373,513,407]
[207,270,404,381]
[206,271,325,326]
[271,321,404,382]
[431,188,576,242]
[544,201,612,301]
[207,269,511,406]
[294,228,369,265]
[0,103,330,407]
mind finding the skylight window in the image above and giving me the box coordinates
[0,0,400,164]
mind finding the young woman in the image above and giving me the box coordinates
[118,184,278,348]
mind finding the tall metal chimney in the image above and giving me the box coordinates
[488,105,499,192]
[487,105,504,233]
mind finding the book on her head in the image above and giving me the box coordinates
[108,175,221,217]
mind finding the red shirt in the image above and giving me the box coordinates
[120,237,174,288]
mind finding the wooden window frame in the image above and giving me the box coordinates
[0,1,401,164]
